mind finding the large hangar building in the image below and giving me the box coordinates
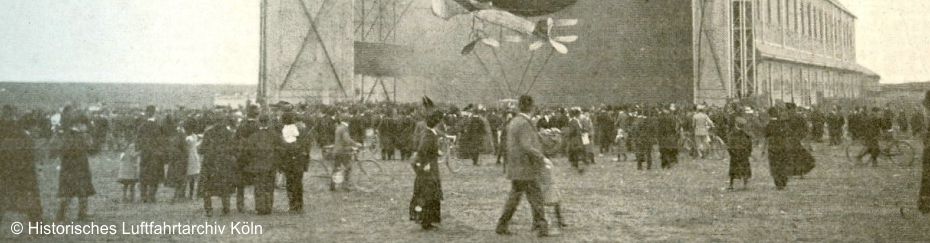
[259,0,878,106]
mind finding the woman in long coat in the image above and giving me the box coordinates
[198,116,239,216]
[54,116,97,221]
[410,111,444,230]
[765,105,815,190]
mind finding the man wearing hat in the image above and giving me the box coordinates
[233,105,261,212]
[563,107,587,173]
[279,111,312,213]
[656,106,681,169]
[460,104,490,166]
[496,95,550,237]
[137,105,165,203]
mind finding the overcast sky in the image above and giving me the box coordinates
[0,0,926,85]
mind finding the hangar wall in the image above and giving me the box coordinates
[262,0,695,105]
[392,0,695,105]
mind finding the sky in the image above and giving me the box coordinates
[0,0,260,85]
[840,0,930,83]
[0,0,927,85]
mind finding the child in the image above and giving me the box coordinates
[614,128,628,162]
[539,158,566,235]
[117,143,140,203]
[727,117,753,190]
[185,132,202,199]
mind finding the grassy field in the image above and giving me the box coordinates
[4,141,930,242]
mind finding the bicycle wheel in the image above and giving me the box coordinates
[444,145,466,174]
[678,137,694,160]
[845,140,867,165]
[883,141,916,166]
[706,136,728,160]
[353,160,384,192]
[309,159,332,178]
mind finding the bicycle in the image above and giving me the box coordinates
[845,134,916,166]
[677,134,695,160]
[312,145,385,192]
[687,134,727,160]
[439,135,467,174]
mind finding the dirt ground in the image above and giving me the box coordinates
[4,141,930,242]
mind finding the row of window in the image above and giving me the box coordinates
[757,0,855,60]
[759,61,862,105]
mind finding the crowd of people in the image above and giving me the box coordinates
[2,93,930,237]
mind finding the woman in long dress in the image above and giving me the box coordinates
[410,111,444,230]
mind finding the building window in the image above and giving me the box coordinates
[770,0,777,25]
[795,0,801,35]
[804,2,811,37]
[788,0,795,34]
[780,0,786,29]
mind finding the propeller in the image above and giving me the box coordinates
[526,18,578,54]
[554,19,578,27]
[461,37,501,55]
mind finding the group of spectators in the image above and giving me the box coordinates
[1,97,928,236]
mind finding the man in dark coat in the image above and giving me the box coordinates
[378,114,397,160]
[278,112,312,213]
[656,107,680,169]
[563,108,587,173]
[241,115,281,215]
[460,106,489,166]
[314,112,337,147]
[0,105,43,223]
[897,110,910,134]
[496,95,549,238]
[631,113,657,170]
[398,114,417,160]
[137,105,165,203]
[595,109,616,154]
[199,115,240,216]
[912,108,925,137]
[848,108,864,141]
[809,108,826,143]
[234,106,261,212]
[488,111,504,160]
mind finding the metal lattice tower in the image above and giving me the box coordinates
[353,0,416,103]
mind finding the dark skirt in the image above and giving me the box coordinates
[728,149,752,179]
[58,156,96,198]
[410,177,442,226]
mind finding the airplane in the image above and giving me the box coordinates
[431,0,579,54]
